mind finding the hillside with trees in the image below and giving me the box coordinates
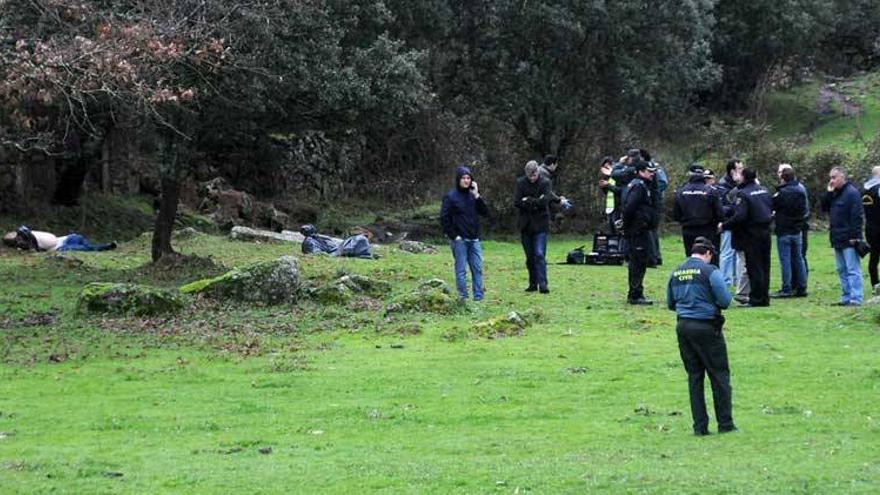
[3,0,880,248]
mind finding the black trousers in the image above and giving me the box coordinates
[867,229,880,288]
[676,318,734,434]
[626,232,652,300]
[743,225,771,306]
[682,226,720,266]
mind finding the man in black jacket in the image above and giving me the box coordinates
[674,164,724,265]
[721,168,773,307]
[862,166,880,288]
[622,160,658,304]
[822,166,864,305]
[440,166,489,301]
[515,160,552,293]
[772,166,809,298]
[716,159,743,287]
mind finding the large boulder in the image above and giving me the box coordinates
[180,256,301,304]
[77,283,186,316]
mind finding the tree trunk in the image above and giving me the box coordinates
[151,134,182,262]
[151,173,180,261]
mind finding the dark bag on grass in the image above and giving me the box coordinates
[334,234,373,259]
[566,246,586,264]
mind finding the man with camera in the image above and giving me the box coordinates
[667,237,737,436]
[821,166,864,306]
[515,160,553,293]
[621,160,659,305]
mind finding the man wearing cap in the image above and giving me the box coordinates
[667,237,737,436]
[440,166,489,301]
[721,168,773,307]
[621,160,659,304]
[515,160,553,293]
[673,164,724,265]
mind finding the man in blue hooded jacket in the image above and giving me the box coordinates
[440,166,489,301]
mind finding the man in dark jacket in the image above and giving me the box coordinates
[515,160,552,293]
[821,166,864,305]
[440,166,489,301]
[721,168,773,307]
[771,166,809,297]
[667,237,736,436]
[621,160,658,304]
[673,164,723,265]
[861,166,880,288]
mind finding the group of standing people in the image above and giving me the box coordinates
[439,155,880,439]
[669,158,873,307]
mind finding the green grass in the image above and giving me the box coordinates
[1,232,879,493]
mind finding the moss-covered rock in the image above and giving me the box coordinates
[418,278,451,294]
[313,283,354,304]
[180,255,300,304]
[309,274,391,305]
[472,308,544,339]
[77,283,186,316]
[386,279,460,315]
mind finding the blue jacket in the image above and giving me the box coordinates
[822,181,863,249]
[440,168,488,240]
[667,257,732,320]
[772,180,808,236]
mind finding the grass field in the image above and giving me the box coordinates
[1,231,879,493]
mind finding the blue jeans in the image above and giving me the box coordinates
[521,231,548,290]
[719,231,736,286]
[776,234,807,293]
[56,234,116,252]
[834,247,863,304]
[451,238,483,300]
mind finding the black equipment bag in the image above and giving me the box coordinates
[585,232,625,265]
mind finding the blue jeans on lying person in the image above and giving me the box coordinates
[56,234,116,252]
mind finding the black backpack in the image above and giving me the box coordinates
[566,245,586,264]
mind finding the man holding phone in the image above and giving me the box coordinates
[821,166,864,306]
[440,166,489,301]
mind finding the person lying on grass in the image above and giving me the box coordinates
[2,226,117,252]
